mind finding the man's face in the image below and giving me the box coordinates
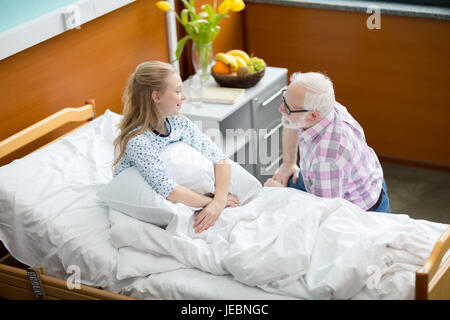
[278,85,310,129]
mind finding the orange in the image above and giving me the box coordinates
[212,61,229,74]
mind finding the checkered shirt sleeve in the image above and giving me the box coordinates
[307,161,344,198]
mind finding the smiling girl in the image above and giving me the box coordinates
[113,61,238,233]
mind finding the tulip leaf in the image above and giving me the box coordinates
[203,4,215,23]
[198,12,208,19]
[175,35,191,60]
[181,9,189,24]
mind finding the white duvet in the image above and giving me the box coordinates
[1,109,448,300]
[110,187,448,300]
[0,110,295,299]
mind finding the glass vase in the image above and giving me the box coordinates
[191,41,214,80]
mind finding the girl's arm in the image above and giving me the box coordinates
[167,185,213,208]
[192,159,231,233]
[211,159,231,204]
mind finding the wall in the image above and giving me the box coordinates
[0,0,169,166]
[244,3,450,169]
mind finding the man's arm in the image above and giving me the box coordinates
[282,127,300,165]
[308,161,344,198]
[271,128,300,186]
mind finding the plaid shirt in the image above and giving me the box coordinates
[297,102,383,210]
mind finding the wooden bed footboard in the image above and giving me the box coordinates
[415,227,450,300]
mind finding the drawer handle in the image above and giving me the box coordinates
[263,154,283,172]
[261,86,287,107]
[263,121,283,140]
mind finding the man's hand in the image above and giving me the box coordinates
[263,178,284,187]
[193,199,226,233]
[269,162,299,187]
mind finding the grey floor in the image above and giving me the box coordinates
[381,162,450,224]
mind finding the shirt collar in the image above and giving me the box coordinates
[152,118,171,137]
[299,107,335,142]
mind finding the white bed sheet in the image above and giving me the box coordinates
[109,186,448,300]
[0,110,293,299]
[1,109,448,300]
[117,268,298,300]
[0,110,120,288]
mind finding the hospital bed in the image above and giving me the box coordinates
[0,103,448,300]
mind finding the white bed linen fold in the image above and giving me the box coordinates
[118,268,299,300]
[110,187,448,300]
[0,110,297,299]
[0,111,121,288]
[1,109,448,300]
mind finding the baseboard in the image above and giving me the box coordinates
[379,155,450,173]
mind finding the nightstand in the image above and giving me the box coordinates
[182,66,288,184]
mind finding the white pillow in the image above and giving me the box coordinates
[97,166,178,227]
[97,142,262,227]
[160,142,262,204]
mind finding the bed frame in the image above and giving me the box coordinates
[0,101,134,300]
[0,103,449,300]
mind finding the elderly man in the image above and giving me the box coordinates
[264,72,390,212]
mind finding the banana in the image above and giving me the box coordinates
[227,54,239,72]
[215,53,233,66]
[215,52,239,72]
[233,56,246,69]
[226,49,250,63]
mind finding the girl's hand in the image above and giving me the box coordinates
[226,193,240,207]
[193,199,225,233]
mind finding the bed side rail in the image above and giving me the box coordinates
[0,262,135,300]
[0,100,96,159]
[415,227,450,300]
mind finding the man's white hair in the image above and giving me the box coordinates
[289,72,335,117]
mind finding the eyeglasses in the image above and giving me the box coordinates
[281,89,311,115]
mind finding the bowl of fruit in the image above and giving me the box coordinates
[211,50,266,89]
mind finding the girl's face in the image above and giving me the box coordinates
[155,73,186,117]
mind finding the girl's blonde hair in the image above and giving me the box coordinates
[113,61,176,168]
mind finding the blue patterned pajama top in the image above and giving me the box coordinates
[114,115,226,198]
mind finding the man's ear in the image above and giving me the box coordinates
[151,90,160,104]
[311,110,321,120]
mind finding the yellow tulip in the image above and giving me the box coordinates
[230,0,245,12]
[218,0,231,14]
[156,1,170,12]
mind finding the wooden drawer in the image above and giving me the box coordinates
[230,141,256,177]
[219,101,252,134]
[255,118,283,183]
[219,103,256,177]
